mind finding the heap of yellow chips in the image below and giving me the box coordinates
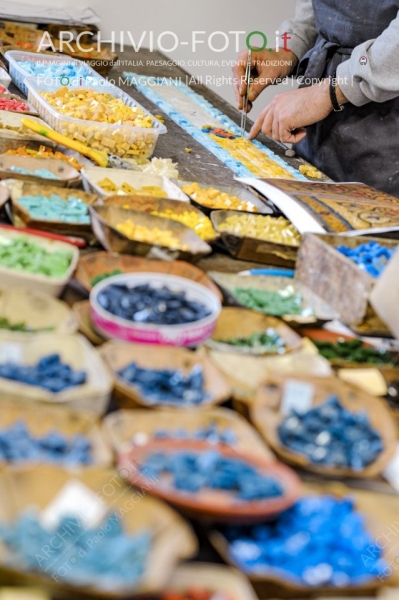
[209,134,295,179]
[98,178,167,197]
[217,213,301,246]
[182,182,258,212]
[116,219,189,250]
[299,164,323,180]
[150,209,217,240]
[40,88,154,128]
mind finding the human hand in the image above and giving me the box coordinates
[232,48,298,111]
[248,78,344,142]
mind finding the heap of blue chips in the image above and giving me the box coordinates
[154,423,236,445]
[0,421,92,464]
[118,362,209,406]
[0,512,151,590]
[16,61,93,80]
[278,396,383,470]
[224,496,385,586]
[0,353,87,393]
[97,284,211,325]
[337,241,395,278]
[140,449,283,500]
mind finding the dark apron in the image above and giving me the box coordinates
[295,0,399,196]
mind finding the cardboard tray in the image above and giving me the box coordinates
[0,93,38,116]
[209,481,399,598]
[0,400,112,467]
[9,180,97,237]
[295,233,399,328]
[0,286,77,340]
[251,374,398,479]
[177,179,274,216]
[102,406,273,460]
[75,251,222,300]
[100,341,232,410]
[0,110,56,146]
[209,271,338,326]
[206,307,303,356]
[90,205,211,262]
[73,300,106,346]
[0,156,82,187]
[102,195,219,243]
[166,563,258,600]
[0,466,197,599]
[0,333,113,415]
[211,209,299,267]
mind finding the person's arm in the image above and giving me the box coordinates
[337,11,399,105]
[279,0,318,62]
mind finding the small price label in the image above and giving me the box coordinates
[41,480,107,530]
[281,379,314,415]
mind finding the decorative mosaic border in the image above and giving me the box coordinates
[123,74,307,180]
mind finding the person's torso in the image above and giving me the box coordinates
[312,0,399,47]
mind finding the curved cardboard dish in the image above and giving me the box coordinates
[73,300,105,346]
[166,563,259,600]
[0,287,78,340]
[100,341,232,410]
[0,93,38,116]
[90,205,211,263]
[211,209,299,268]
[75,251,222,300]
[301,328,399,380]
[0,333,113,416]
[0,400,112,467]
[0,156,82,187]
[206,307,303,356]
[251,374,397,478]
[83,167,189,202]
[177,179,274,216]
[209,271,337,326]
[10,180,97,237]
[119,439,301,523]
[0,111,56,146]
[0,466,197,599]
[101,195,220,243]
[209,481,396,597]
[102,406,273,460]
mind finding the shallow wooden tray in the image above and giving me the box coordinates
[102,406,273,460]
[9,180,97,237]
[209,272,337,326]
[206,307,303,356]
[0,466,196,599]
[100,341,232,410]
[0,155,81,187]
[119,439,301,523]
[75,251,222,300]
[211,209,299,267]
[251,374,397,478]
[90,205,211,263]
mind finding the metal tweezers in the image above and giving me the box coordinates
[240,49,252,137]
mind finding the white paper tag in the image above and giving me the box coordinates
[383,443,399,493]
[281,379,314,415]
[0,344,23,364]
[41,480,107,530]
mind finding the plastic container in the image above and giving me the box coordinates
[0,226,79,297]
[0,67,11,90]
[90,272,221,346]
[26,79,167,159]
[6,50,102,96]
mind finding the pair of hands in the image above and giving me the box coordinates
[232,48,346,142]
